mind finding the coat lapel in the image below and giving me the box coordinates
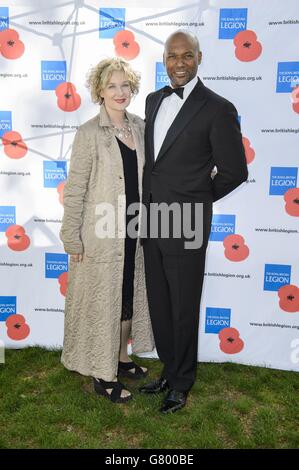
[154,80,208,165]
[146,92,165,164]
[97,105,144,198]
[128,112,144,201]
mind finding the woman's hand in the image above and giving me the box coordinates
[70,253,83,262]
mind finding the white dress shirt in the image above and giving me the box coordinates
[154,75,199,160]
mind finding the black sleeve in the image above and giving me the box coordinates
[210,101,248,202]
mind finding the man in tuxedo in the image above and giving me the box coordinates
[139,31,248,414]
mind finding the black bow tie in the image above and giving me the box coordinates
[163,85,184,99]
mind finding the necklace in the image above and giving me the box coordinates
[111,118,132,140]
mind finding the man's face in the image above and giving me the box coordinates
[163,34,202,88]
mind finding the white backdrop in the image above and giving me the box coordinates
[0,0,298,372]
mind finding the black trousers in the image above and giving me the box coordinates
[143,202,212,392]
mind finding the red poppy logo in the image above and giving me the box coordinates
[1,130,28,159]
[6,314,30,340]
[242,136,255,164]
[219,327,244,354]
[58,271,68,297]
[57,181,65,206]
[291,86,299,114]
[233,30,262,62]
[0,28,25,59]
[223,234,249,262]
[55,82,81,112]
[113,30,140,60]
[284,188,299,217]
[5,225,30,251]
[278,285,299,313]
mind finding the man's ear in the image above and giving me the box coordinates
[198,51,202,65]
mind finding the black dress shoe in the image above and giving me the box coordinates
[138,377,169,394]
[160,389,188,414]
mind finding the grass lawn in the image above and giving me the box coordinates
[0,347,298,449]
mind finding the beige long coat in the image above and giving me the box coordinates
[60,105,154,380]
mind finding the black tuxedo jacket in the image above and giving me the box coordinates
[143,78,248,208]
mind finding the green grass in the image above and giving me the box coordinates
[0,347,298,449]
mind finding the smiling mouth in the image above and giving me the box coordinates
[175,71,187,76]
[115,99,126,103]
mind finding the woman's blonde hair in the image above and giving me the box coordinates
[86,57,140,104]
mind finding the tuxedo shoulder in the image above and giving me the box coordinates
[147,90,159,98]
[146,91,160,102]
[204,86,237,111]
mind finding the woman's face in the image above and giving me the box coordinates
[100,70,132,113]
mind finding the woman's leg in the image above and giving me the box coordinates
[119,319,132,362]
[119,319,147,374]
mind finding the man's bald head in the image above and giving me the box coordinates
[164,30,201,55]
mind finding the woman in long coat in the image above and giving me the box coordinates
[60,58,154,403]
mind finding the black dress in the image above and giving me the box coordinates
[116,137,140,321]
